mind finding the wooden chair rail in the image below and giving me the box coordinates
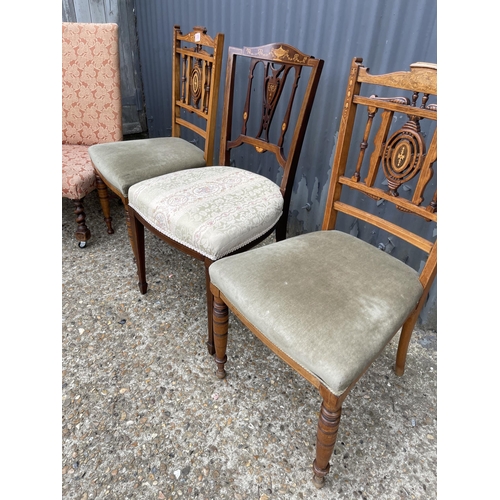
[357,65,437,95]
[333,201,434,254]
[175,99,210,119]
[241,43,312,65]
[177,29,217,48]
[176,46,216,61]
[174,117,207,140]
[353,95,437,120]
[339,177,438,223]
[225,135,286,168]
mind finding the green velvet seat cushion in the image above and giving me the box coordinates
[128,166,283,260]
[209,230,423,396]
[88,137,206,197]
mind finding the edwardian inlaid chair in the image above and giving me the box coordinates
[209,58,437,487]
[88,26,224,255]
[127,43,324,354]
[62,22,122,248]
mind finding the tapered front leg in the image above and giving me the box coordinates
[312,396,342,488]
[95,172,114,234]
[128,207,147,294]
[213,295,228,379]
[124,201,138,260]
[205,259,215,355]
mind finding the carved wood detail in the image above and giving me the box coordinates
[312,403,342,487]
[73,198,91,242]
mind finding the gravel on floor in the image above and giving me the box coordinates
[62,190,437,500]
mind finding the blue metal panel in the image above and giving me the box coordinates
[134,0,437,328]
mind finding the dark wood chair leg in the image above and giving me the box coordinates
[213,295,228,379]
[128,208,148,294]
[312,393,342,488]
[205,259,215,355]
[95,172,114,234]
[275,216,287,242]
[73,198,91,246]
[124,201,139,260]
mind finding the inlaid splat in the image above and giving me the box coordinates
[247,60,302,150]
[171,25,224,167]
[345,90,436,212]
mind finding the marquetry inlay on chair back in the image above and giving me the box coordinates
[172,25,224,166]
[322,58,437,294]
[219,43,324,206]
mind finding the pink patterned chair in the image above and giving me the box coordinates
[62,22,122,247]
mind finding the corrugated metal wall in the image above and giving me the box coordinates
[136,0,438,328]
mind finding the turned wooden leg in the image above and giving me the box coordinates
[205,259,215,355]
[128,207,148,294]
[213,295,228,379]
[312,396,342,488]
[95,172,114,234]
[73,198,91,245]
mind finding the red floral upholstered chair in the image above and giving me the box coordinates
[62,22,122,248]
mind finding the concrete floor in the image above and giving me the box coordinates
[62,190,437,499]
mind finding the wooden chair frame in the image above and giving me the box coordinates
[92,25,224,251]
[62,22,122,247]
[210,57,437,487]
[219,44,324,239]
[128,42,323,355]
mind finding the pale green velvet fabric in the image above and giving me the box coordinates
[88,137,206,197]
[128,166,284,260]
[209,230,423,396]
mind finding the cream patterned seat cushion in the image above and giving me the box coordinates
[209,230,424,396]
[88,137,206,198]
[128,166,283,260]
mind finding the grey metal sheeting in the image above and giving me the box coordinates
[134,0,437,328]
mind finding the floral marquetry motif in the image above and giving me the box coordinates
[243,44,309,64]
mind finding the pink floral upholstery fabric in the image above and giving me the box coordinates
[62,144,96,199]
[62,22,122,199]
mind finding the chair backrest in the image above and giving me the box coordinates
[172,26,224,166]
[62,22,122,146]
[219,43,324,224]
[322,57,437,315]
